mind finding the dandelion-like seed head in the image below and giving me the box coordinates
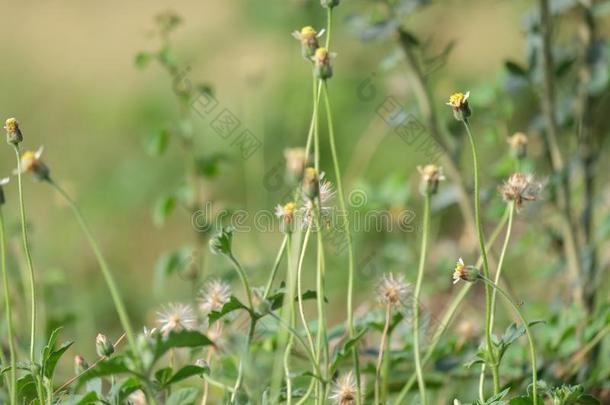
[329,371,358,405]
[446,91,471,121]
[500,172,542,210]
[507,132,528,158]
[377,273,410,307]
[198,280,231,314]
[300,176,335,227]
[156,303,197,336]
[417,164,445,195]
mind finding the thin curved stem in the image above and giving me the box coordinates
[412,193,430,404]
[393,207,510,404]
[0,209,17,404]
[375,304,391,405]
[231,317,256,403]
[490,202,515,329]
[227,254,254,312]
[263,235,288,299]
[463,120,500,394]
[313,204,328,403]
[12,145,37,364]
[46,179,137,355]
[478,276,538,405]
[297,227,316,358]
[322,82,362,403]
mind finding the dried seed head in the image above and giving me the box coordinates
[312,47,335,80]
[452,258,480,284]
[18,146,50,181]
[198,279,231,314]
[4,117,23,145]
[329,371,358,405]
[417,164,445,195]
[284,147,308,181]
[156,303,197,336]
[446,91,471,121]
[500,173,542,210]
[507,132,528,159]
[291,26,324,59]
[95,333,115,358]
[376,273,411,307]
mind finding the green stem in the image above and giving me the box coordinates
[11,145,37,365]
[46,179,137,356]
[297,227,316,360]
[490,202,515,329]
[313,204,328,404]
[322,82,361,404]
[325,8,332,49]
[0,209,17,405]
[227,253,254,312]
[231,317,256,403]
[462,120,500,394]
[393,207,510,404]
[375,304,391,405]
[263,235,288,299]
[478,276,538,405]
[412,193,430,404]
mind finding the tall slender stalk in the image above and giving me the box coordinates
[375,304,391,405]
[490,202,515,328]
[412,193,430,404]
[11,145,38,364]
[0,209,17,405]
[462,120,500,393]
[478,275,538,405]
[263,235,288,299]
[46,179,137,355]
[313,205,328,404]
[393,206,510,404]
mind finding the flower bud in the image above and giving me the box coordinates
[446,92,471,121]
[209,226,234,256]
[321,0,340,8]
[275,201,298,234]
[95,333,115,357]
[302,167,320,200]
[4,118,23,145]
[507,132,528,159]
[284,147,308,182]
[312,47,334,80]
[0,177,9,205]
[291,26,323,59]
[452,258,480,284]
[74,355,89,375]
[417,164,445,195]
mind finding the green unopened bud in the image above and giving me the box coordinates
[302,167,320,200]
[452,258,480,284]
[209,226,234,256]
[292,26,323,60]
[95,333,115,357]
[4,118,23,145]
[321,0,340,8]
[312,48,334,80]
[417,164,445,195]
[74,355,89,375]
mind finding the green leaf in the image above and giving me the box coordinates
[164,365,209,386]
[134,52,152,69]
[166,387,200,405]
[505,60,528,78]
[208,295,248,323]
[153,193,176,227]
[331,327,368,372]
[16,374,38,403]
[44,340,74,379]
[194,153,227,178]
[154,247,193,294]
[146,129,171,156]
[155,330,213,361]
[76,356,130,388]
[74,391,101,404]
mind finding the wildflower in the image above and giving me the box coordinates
[291,26,325,59]
[209,226,234,256]
[446,91,471,121]
[156,303,197,335]
[198,279,231,314]
[95,333,115,357]
[4,118,23,145]
[300,175,335,226]
[507,132,528,159]
[142,326,158,337]
[376,273,411,307]
[284,147,308,181]
[303,167,320,200]
[127,389,147,405]
[275,201,298,233]
[74,355,89,375]
[329,371,358,405]
[452,258,480,284]
[16,146,50,181]
[0,177,9,205]
[417,164,445,195]
[321,0,340,8]
[500,172,543,210]
[312,47,335,80]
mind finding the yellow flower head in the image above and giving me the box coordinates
[314,47,329,63]
[300,26,317,40]
[17,146,50,180]
[21,150,38,172]
[447,92,469,108]
[283,202,297,216]
[4,118,18,132]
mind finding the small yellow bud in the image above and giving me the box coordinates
[4,117,23,145]
[446,91,471,121]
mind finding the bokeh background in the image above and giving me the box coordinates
[0,0,608,394]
